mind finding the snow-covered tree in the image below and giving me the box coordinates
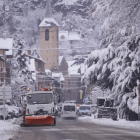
[82,35,140,117]
[12,39,33,99]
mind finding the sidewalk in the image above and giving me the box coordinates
[0,119,20,140]
[78,115,140,130]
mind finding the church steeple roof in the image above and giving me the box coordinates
[45,0,53,18]
[39,0,59,27]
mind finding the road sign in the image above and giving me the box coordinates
[80,90,83,99]
[0,87,12,99]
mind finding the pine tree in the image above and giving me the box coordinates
[83,35,140,116]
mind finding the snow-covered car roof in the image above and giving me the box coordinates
[62,103,77,106]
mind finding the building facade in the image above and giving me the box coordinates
[39,20,59,70]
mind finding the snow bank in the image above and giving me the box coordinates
[0,119,20,140]
[7,105,19,114]
[79,116,140,130]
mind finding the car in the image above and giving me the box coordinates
[64,100,76,104]
[78,105,92,116]
[61,103,77,119]
[0,105,8,120]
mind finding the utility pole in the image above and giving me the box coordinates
[138,84,140,121]
[3,84,5,121]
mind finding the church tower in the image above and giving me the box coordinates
[39,0,59,70]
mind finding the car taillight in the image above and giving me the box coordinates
[61,111,63,115]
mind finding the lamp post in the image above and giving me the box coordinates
[0,68,6,121]
[138,84,140,121]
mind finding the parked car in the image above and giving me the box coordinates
[0,105,8,120]
[78,105,92,116]
[7,105,22,118]
[64,100,76,104]
[61,103,77,119]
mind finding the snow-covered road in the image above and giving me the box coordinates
[1,116,140,140]
[79,115,140,130]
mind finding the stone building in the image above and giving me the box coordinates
[39,0,59,71]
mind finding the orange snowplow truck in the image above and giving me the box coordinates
[21,88,56,126]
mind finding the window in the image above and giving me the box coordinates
[64,106,75,111]
[38,62,42,71]
[45,29,49,41]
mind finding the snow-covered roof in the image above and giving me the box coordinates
[39,18,59,27]
[59,31,81,41]
[67,60,85,75]
[67,60,75,67]
[69,65,80,75]
[68,32,81,41]
[26,54,46,64]
[59,56,64,65]
[0,38,13,55]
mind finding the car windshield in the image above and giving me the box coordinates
[79,106,90,110]
[64,106,75,111]
[27,93,53,105]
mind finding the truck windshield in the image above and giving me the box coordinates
[27,93,53,105]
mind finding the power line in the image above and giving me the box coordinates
[6,46,95,51]
[0,76,82,83]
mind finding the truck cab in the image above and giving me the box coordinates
[25,91,55,116]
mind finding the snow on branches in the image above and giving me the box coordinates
[13,39,29,76]
[82,35,140,113]
[12,39,33,87]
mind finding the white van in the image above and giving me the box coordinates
[61,103,77,118]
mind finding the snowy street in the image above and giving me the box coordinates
[1,117,139,140]
[1,0,140,139]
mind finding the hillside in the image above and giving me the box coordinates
[0,0,99,55]
[1,0,139,56]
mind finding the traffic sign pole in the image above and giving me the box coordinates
[3,85,5,121]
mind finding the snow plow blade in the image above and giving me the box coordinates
[21,116,56,127]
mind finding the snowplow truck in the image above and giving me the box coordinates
[21,89,56,126]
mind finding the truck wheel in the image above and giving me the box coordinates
[54,118,56,126]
